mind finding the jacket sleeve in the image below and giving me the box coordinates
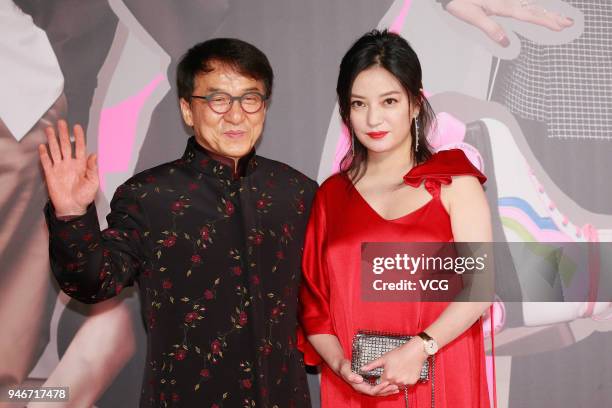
[298,188,335,365]
[45,182,150,304]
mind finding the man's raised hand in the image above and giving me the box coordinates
[39,120,99,217]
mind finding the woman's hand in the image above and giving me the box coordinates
[360,338,428,387]
[445,0,574,47]
[334,358,400,397]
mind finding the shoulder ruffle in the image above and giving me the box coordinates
[403,149,486,187]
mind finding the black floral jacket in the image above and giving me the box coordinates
[45,137,317,408]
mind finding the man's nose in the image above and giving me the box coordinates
[223,100,245,124]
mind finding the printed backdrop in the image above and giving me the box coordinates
[1,0,611,407]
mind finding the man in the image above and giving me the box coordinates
[40,38,315,407]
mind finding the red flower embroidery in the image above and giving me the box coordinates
[282,224,291,236]
[231,266,242,276]
[106,229,120,238]
[175,349,187,360]
[211,339,221,354]
[171,393,180,402]
[297,199,305,213]
[204,289,214,300]
[200,368,210,378]
[241,379,252,389]
[185,312,198,323]
[238,311,248,326]
[253,234,264,245]
[256,199,266,209]
[162,236,176,247]
[188,182,199,191]
[276,250,285,260]
[271,307,280,318]
[191,254,202,264]
[171,201,185,212]
[262,344,273,355]
[83,232,94,242]
[225,201,235,215]
[200,226,210,240]
[250,275,260,285]
[159,392,166,401]
[162,279,173,289]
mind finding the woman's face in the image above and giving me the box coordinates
[349,66,418,158]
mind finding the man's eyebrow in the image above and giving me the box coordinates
[205,87,263,93]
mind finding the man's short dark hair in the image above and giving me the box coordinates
[177,38,274,100]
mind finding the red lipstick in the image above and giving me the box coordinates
[366,131,388,139]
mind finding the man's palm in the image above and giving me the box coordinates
[39,120,99,217]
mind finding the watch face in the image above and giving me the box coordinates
[425,340,439,355]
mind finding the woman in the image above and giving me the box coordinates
[299,30,492,407]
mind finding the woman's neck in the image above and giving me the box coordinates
[364,144,414,180]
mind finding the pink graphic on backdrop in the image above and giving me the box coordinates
[332,125,352,173]
[98,74,165,190]
[428,112,466,148]
[499,206,571,242]
[390,0,412,33]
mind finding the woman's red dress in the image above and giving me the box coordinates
[299,149,490,407]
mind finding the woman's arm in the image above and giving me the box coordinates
[362,175,493,386]
[425,175,493,346]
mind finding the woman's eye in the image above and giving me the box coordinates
[383,98,398,105]
[351,100,365,108]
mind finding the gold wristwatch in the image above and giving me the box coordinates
[417,331,439,356]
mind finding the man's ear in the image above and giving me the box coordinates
[179,98,194,127]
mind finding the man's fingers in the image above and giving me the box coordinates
[74,124,86,159]
[58,120,72,160]
[39,144,53,175]
[446,1,509,47]
[45,125,62,164]
[85,154,99,182]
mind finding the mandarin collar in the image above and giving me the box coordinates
[182,136,257,181]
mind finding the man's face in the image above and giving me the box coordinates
[180,60,267,161]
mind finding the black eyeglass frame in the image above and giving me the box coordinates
[190,91,268,114]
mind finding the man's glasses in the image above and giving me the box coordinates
[191,92,267,114]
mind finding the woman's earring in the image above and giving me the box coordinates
[414,117,420,152]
